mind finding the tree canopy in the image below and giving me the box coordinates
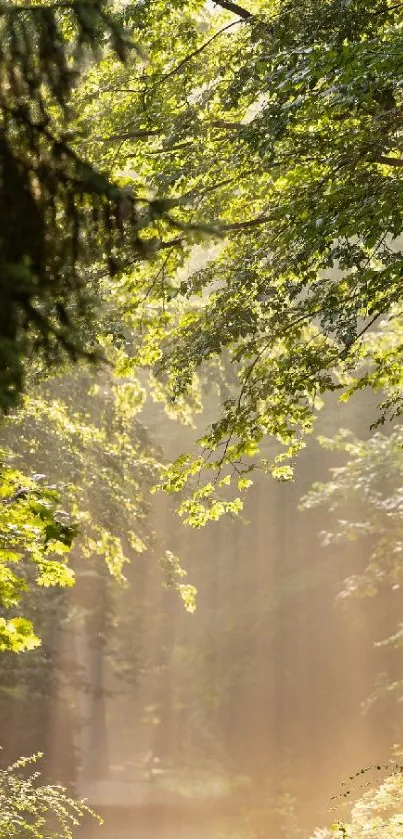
[3,0,403,522]
[61,0,403,522]
[301,426,403,712]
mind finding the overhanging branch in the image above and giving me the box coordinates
[214,0,253,19]
[376,155,403,167]
[222,215,268,230]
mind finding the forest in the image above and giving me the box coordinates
[1,0,403,837]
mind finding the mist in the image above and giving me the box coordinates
[1,380,400,839]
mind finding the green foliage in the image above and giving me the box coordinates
[4,0,403,521]
[4,369,190,589]
[0,361,198,656]
[158,549,197,612]
[67,0,403,522]
[0,0,177,412]
[0,752,99,838]
[0,450,76,652]
[300,427,403,601]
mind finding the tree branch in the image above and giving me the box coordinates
[153,213,268,251]
[211,119,244,130]
[376,155,403,167]
[145,141,194,155]
[213,0,253,20]
[99,129,162,142]
[150,19,244,90]
[2,2,78,10]
[158,236,185,250]
[221,215,269,231]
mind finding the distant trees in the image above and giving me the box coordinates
[302,427,403,714]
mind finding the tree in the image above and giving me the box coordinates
[66,0,403,522]
[0,0,177,412]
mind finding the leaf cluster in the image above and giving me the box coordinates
[0,450,76,651]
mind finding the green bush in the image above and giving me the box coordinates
[0,753,99,838]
